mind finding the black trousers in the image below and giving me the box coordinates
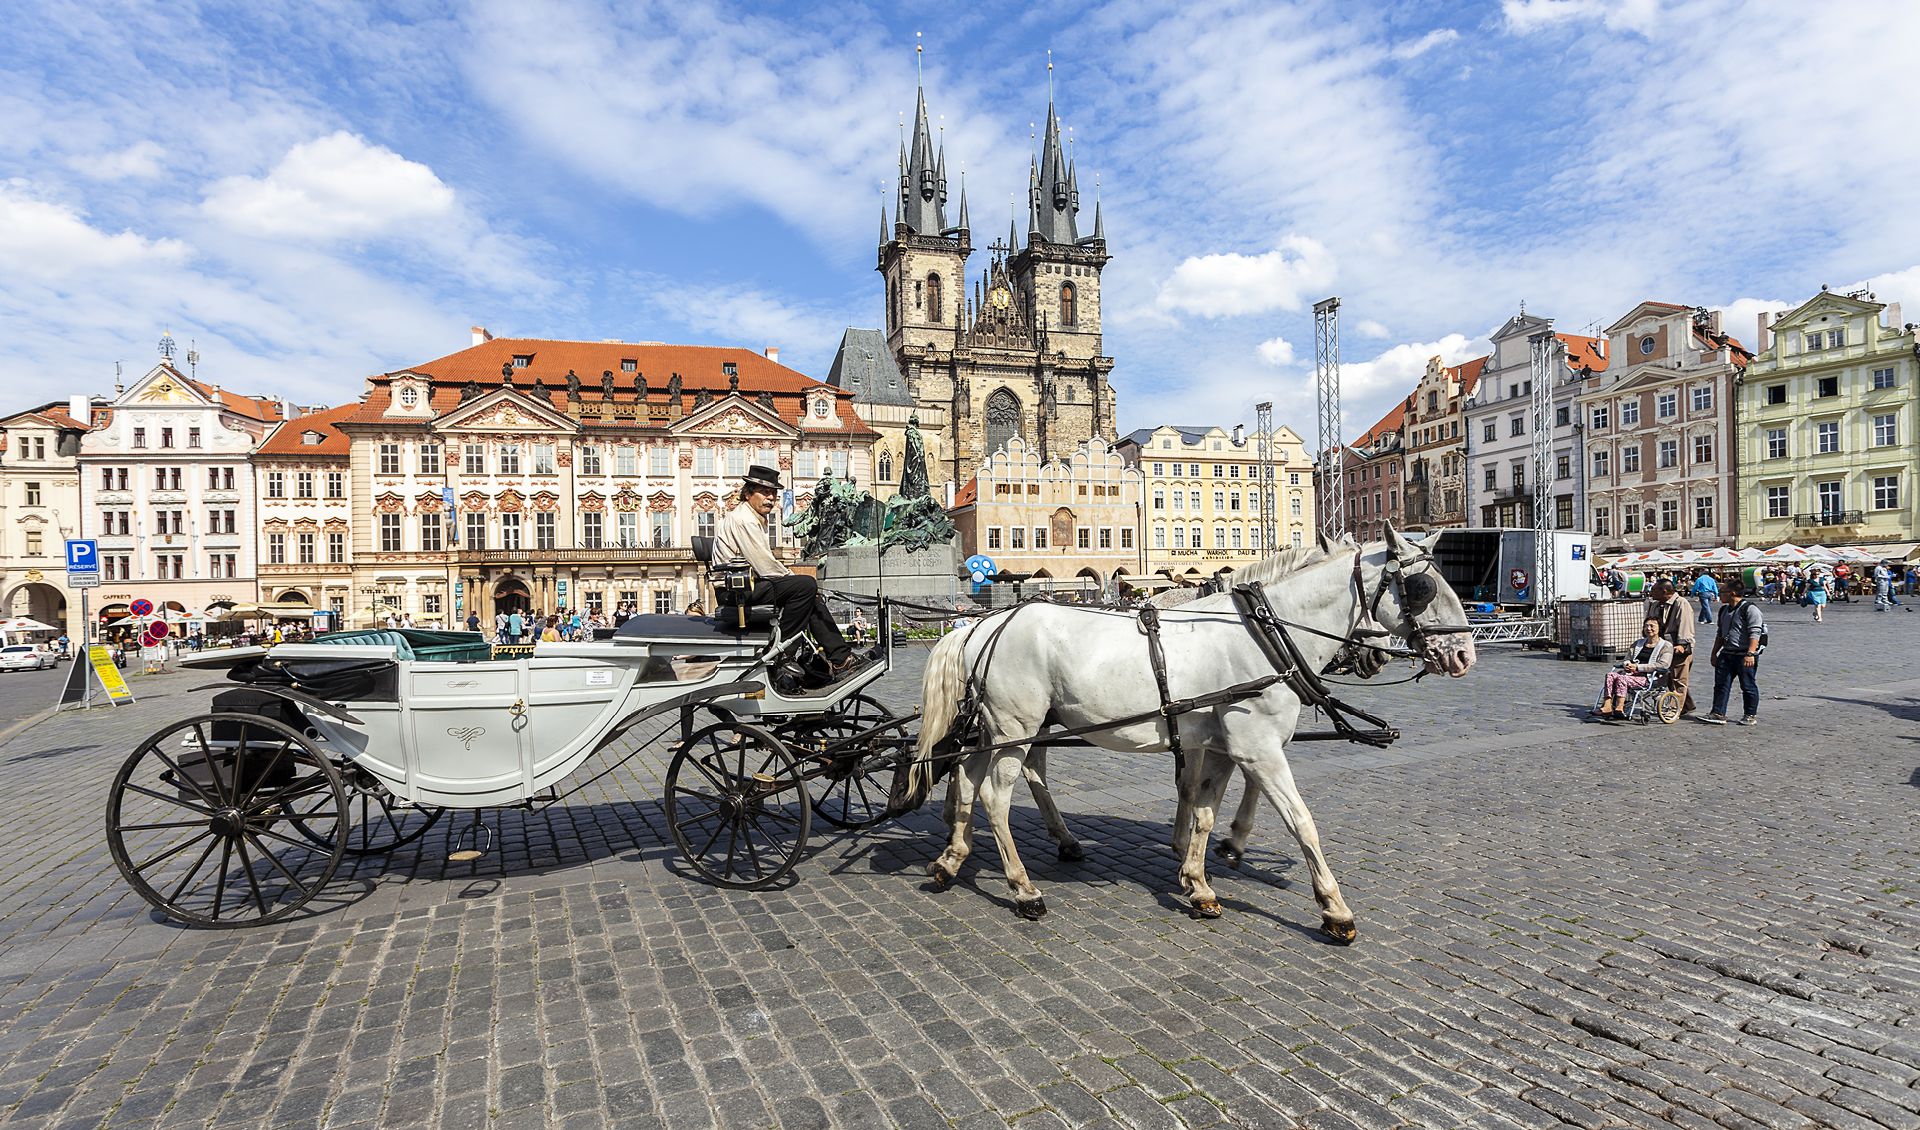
[751,575,850,660]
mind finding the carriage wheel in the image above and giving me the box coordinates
[288,764,446,855]
[787,695,904,830]
[665,721,811,889]
[105,713,346,928]
[1655,689,1685,724]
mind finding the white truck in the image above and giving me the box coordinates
[1409,528,1599,613]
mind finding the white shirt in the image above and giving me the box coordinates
[713,502,789,579]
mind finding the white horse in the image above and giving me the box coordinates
[900,526,1474,942]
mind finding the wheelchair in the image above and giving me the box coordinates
[1592,666,1684,725]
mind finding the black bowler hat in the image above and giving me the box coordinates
[743,464,783,493]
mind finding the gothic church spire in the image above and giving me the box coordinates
[897,80,948,236]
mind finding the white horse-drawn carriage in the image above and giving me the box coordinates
[107,529,1474,941]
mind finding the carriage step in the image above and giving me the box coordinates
[447,813,493,862]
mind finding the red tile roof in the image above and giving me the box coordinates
[1559,333,1609,373]
[346,338,875,437]
[1449,355,1489,395]
[182,375,283,422]
[1693,326,1755,368]
[255,402,356,458]
[951,477,978,509]
[0,403,92,431]
[1354,401,1406,449]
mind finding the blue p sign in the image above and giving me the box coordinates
[65,539,98,572]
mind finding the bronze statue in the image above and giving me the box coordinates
[667,372,682,401]
[565,369,581,401]
[728,371,740,394]
[461,378,480,402]
[601,369,615,401]
[501,360,514,386]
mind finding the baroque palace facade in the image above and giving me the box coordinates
[833,76,1119,499]
[332,334,874,626]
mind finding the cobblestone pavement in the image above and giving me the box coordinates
[0,601,1916,1129]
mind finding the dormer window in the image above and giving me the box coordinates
[511,355,531,368]
[813,397,830,419]
[398,386,419,408]
[722,362,738,378]
[621,359,637,373]
[302,431,324,445]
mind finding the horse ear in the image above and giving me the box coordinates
[1384,522,1409,554]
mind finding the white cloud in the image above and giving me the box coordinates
[1340,333,1479,405]
[1849,265,1920,322]
[1156,236,1336,318]
[1501,0,1660,34]
[1355,319,1391,339]
[1255,335,1296,367]
[68,141,166,180]
[0,185,189,275]
[1388,28,1459,60]
[202,131,456,240]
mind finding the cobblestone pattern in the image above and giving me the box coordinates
[0,603,1915,1128]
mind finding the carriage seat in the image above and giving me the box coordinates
[692,534,776,632]
[614,612,772,641]
[310,628,494,663]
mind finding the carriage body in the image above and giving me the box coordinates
[110,612,904,927]
[178,620,889,809]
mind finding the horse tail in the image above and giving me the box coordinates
[901,624,973,812]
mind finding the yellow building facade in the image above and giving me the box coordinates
[1738,290,1918,548]
[1116,424,1314,581]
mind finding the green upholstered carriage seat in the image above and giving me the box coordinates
[312,629,495,663]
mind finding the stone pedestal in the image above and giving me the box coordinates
[815,541,961,603]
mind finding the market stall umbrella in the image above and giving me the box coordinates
[1760,543,1810,561]
[1691,547,1744,566]
[0,617,58,633]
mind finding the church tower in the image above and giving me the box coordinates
[880,80,971,357]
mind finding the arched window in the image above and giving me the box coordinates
[1060,282,1077,326]
[985,388,1021,456]
[927,273,944,324]
[878,449,894,482]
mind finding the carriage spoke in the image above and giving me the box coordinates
[231,835,273,918]
[235,739,296,811]
[116,819,208,833]
[246,822,322,852]
[119,782,216,816]
[167,836,222,904]
[232,725,251,809]
[131,829,213,877]
[241,831,314,903]
[687,808,728,860]
[210,838,233,920]
[192,724,229,807]
[251,775,336,814]
[149,747,223,812]
[687,754,733,796]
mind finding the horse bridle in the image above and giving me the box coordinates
[1349,547,1475,651]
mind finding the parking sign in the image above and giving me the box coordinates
[65,539,98,573]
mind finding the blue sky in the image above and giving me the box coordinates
[3,0,1917,443]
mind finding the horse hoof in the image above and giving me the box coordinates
[1015,897,1048,920]
[1320,916,1358,945]
[927,863,953,890]
[1057,842,1085,863]
[1190,898,1222,919]
[1213,842,1243,868]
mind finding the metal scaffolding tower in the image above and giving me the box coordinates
[1254,401,1278,552]
[1528,330,1561,612]
[1313,297,1344,542]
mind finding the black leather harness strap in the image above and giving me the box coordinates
[1136,603,1184,781]
[1233,581,1400,748]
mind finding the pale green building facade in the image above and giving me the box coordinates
[1737,290,1918,548]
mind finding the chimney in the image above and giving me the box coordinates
[280,398,294,420]
[763,346,780,364]
[68,395,88,425]
[1231,424,1245,445]
[1886,302,1903,331]
[1596,336,1607,358]
[471,325,492,347]
[1756,312,1772,353]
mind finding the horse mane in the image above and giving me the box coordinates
[1149,535,1358,608]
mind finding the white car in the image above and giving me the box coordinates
[0,645,52,672]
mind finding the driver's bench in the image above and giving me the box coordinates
[692,535,778,633]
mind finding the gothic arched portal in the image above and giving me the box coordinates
[985,388,1021,457]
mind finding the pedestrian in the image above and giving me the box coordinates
[1692,569,1719,624]
[1833,561,1852,602]
[1808,569,1828,622]
[1593,617,1672,721]
[1646,579,1696,714]
[466,610,480,633]
[1703,579,1764,726]
[508,607,525,642]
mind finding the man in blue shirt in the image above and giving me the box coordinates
[1703,580,1762,725]
[1691,570,1719,624]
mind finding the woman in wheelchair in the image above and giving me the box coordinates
[1594,617,1672,721]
